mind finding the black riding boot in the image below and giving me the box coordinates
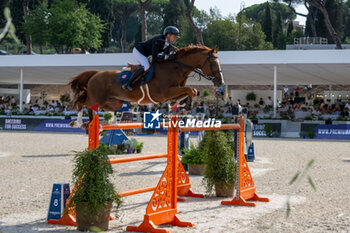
[122,66,145,91]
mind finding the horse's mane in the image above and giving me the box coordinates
[176,45,212,58]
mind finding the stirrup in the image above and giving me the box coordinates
[122,83,133,91]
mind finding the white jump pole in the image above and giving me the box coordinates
[273,65,277,118]
[19,68,24,112]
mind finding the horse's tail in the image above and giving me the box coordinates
[66,70,98,109]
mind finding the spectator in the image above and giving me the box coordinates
[220,86,225,100]
[258,98,265,106]
[0,96,3,104]
[341,107,349,118]
[10,96,16,105]
[345,100,350,110]
[295,86,300,97]
[283,86,288,99]
[51,100,57,108]
[227,97,233,106]
[56,100,61,107]
[290,87,294,97]
[38,97,44,106]
[266,96,273,107]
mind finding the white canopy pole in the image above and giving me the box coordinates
[273,65,277,118]
[19,68,23,112]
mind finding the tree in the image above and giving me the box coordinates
[282,0,342,49]
[84,0,114,50]
[344,0,350,40]
[184,0,203,45]
[306,0,344,43]
[9,0,41,46]
[22,0,33,54]
[203,15,272,51]
[22,1,49,53]
[287,20,294,37]
[112,0,138,52]
[273,12,283,48]
[262,2,272,42]
[0,7,19,44]
[48,0,104,53]
[243,2,296,24]
[137,0,152,41]
[0,0,10,27]
[163,0,185,29]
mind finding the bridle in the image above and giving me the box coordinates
[172,51,222,81]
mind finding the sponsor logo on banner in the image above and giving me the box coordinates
[143,110,221,129]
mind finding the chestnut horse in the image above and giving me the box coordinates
[68,45,224,128]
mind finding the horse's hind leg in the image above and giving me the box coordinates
[81,109,93,130]
[69,106,83,128]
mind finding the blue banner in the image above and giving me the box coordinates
[34,119,86,133]
[314,124,350,139]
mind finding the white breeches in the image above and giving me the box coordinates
[133,47,150,70]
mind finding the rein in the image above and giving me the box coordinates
[173,52,222,81]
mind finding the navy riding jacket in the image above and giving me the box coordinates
[135,35,170,63]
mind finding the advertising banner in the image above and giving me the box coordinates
[314,124,350,139]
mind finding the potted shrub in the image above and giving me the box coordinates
[135,141,144,153]
[245,92,257,102]
[103,112,114,124]
[181,143,206,175]
[202,131,236,197]
[71,146,122,232]
[123,138,137,154]
[264,124,273,137]
[203,89,210,97]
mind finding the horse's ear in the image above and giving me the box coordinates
[211,45,218,54]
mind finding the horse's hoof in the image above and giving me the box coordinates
[81,123,89,130]
[69,121,78,128]
[191,88,198,98]
[184,97,193,111]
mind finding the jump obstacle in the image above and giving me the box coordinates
[48,114,269,232]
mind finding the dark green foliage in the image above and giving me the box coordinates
[305,0,344,43]
[243,1,296,24]
[48,0,104,53]
[9,0,41,43]
[22,1,49,53]
[0,0,10,27]
[163,0,185,29]
[203,15,272,50]
[181,143,205,165]
[262,2,272,42]
[246,92,257,101]
[71,146,122,214]
[264,124,273,137]
[79,0,114,49]
[273,12,283,48]
[103,112,113,122]
[202,131,236,194]
[300,127,316,138]
[287,20,293,37]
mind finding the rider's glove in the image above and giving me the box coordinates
[157,52,165,61]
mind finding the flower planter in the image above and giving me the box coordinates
[214,181,235,197]
[127,149,134,154]
[76,201,113,231]
[188,164,207,175]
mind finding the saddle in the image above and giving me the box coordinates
[118,63,153,85]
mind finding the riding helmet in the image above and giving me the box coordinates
[163,26,180,37]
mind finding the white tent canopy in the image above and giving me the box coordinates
[1,49,350,112]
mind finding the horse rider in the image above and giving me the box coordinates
[122,26,180,91]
